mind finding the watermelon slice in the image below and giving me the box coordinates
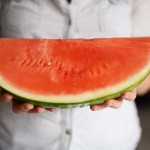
[0,37,150,108]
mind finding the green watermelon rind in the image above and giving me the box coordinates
[2,70,149,108]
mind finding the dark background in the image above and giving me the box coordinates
[136,93,150,150]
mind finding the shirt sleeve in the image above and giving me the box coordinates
[133,0,150,36]
[0,0,1,9]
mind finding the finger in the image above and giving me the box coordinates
[12,100,34,113]
[90,103,107,111]
[121,89,136,101]
[90,96,124,111]
[0,93,13,103]
[28,107,45,113]
[46,108,56,112]
[104,98,123,109]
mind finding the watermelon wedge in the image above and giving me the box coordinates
[0,37,150,108]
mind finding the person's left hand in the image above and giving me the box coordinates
[90,89,136,111]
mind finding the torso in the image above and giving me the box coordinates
[67,0,71,3]
[0,1,141,150]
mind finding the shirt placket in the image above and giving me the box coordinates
[58,108,73,150]
[57,0,81,38]
[67,0,81,38]
[66,0,99,38]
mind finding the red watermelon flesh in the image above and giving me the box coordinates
[0,38,150,108]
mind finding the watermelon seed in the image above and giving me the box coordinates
[20,57,38,67]
[41,60,47,67]
[30,59,38,67]
[69,69,75,78]
[79,74,82,78]
[57,67,62,73]
[25,60,33,66]
[48,61,52,66]
[55,59,59,66]
[97,66,101,74]
[63,71,68,79]
[43,62,47,67]
[37,56,44,65]
[90,69,94,75]
[102,63,109,70]
[70,73,74,78]
[19,58,28,66]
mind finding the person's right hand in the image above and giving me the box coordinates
[137,75,150,96]
[0,90,56,114]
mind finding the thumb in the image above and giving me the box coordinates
[0,92,13,103]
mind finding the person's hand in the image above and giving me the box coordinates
[0,88,137,113]
[137,75,150,96]
[0,90,56,114]
[90,89,136,111]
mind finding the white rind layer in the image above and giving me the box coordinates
[0,63,150,103]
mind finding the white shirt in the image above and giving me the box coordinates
[0,0,150,150]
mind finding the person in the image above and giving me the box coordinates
[0,0,149,149]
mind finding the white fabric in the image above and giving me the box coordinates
[133,0,150,36]
[0,0,149,149]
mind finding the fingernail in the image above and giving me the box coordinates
[6,94,13,100]
[2,94,13,100]
[51,109,56,112]
[36,108,45,113]
[123,96,128,100]
[24,104,33,110]
[93,106,100,111]
[107,102,113,107]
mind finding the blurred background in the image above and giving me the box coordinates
[136,92,150,150]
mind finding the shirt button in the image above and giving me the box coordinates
[65,129,71,135]
[68,18,71,26]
